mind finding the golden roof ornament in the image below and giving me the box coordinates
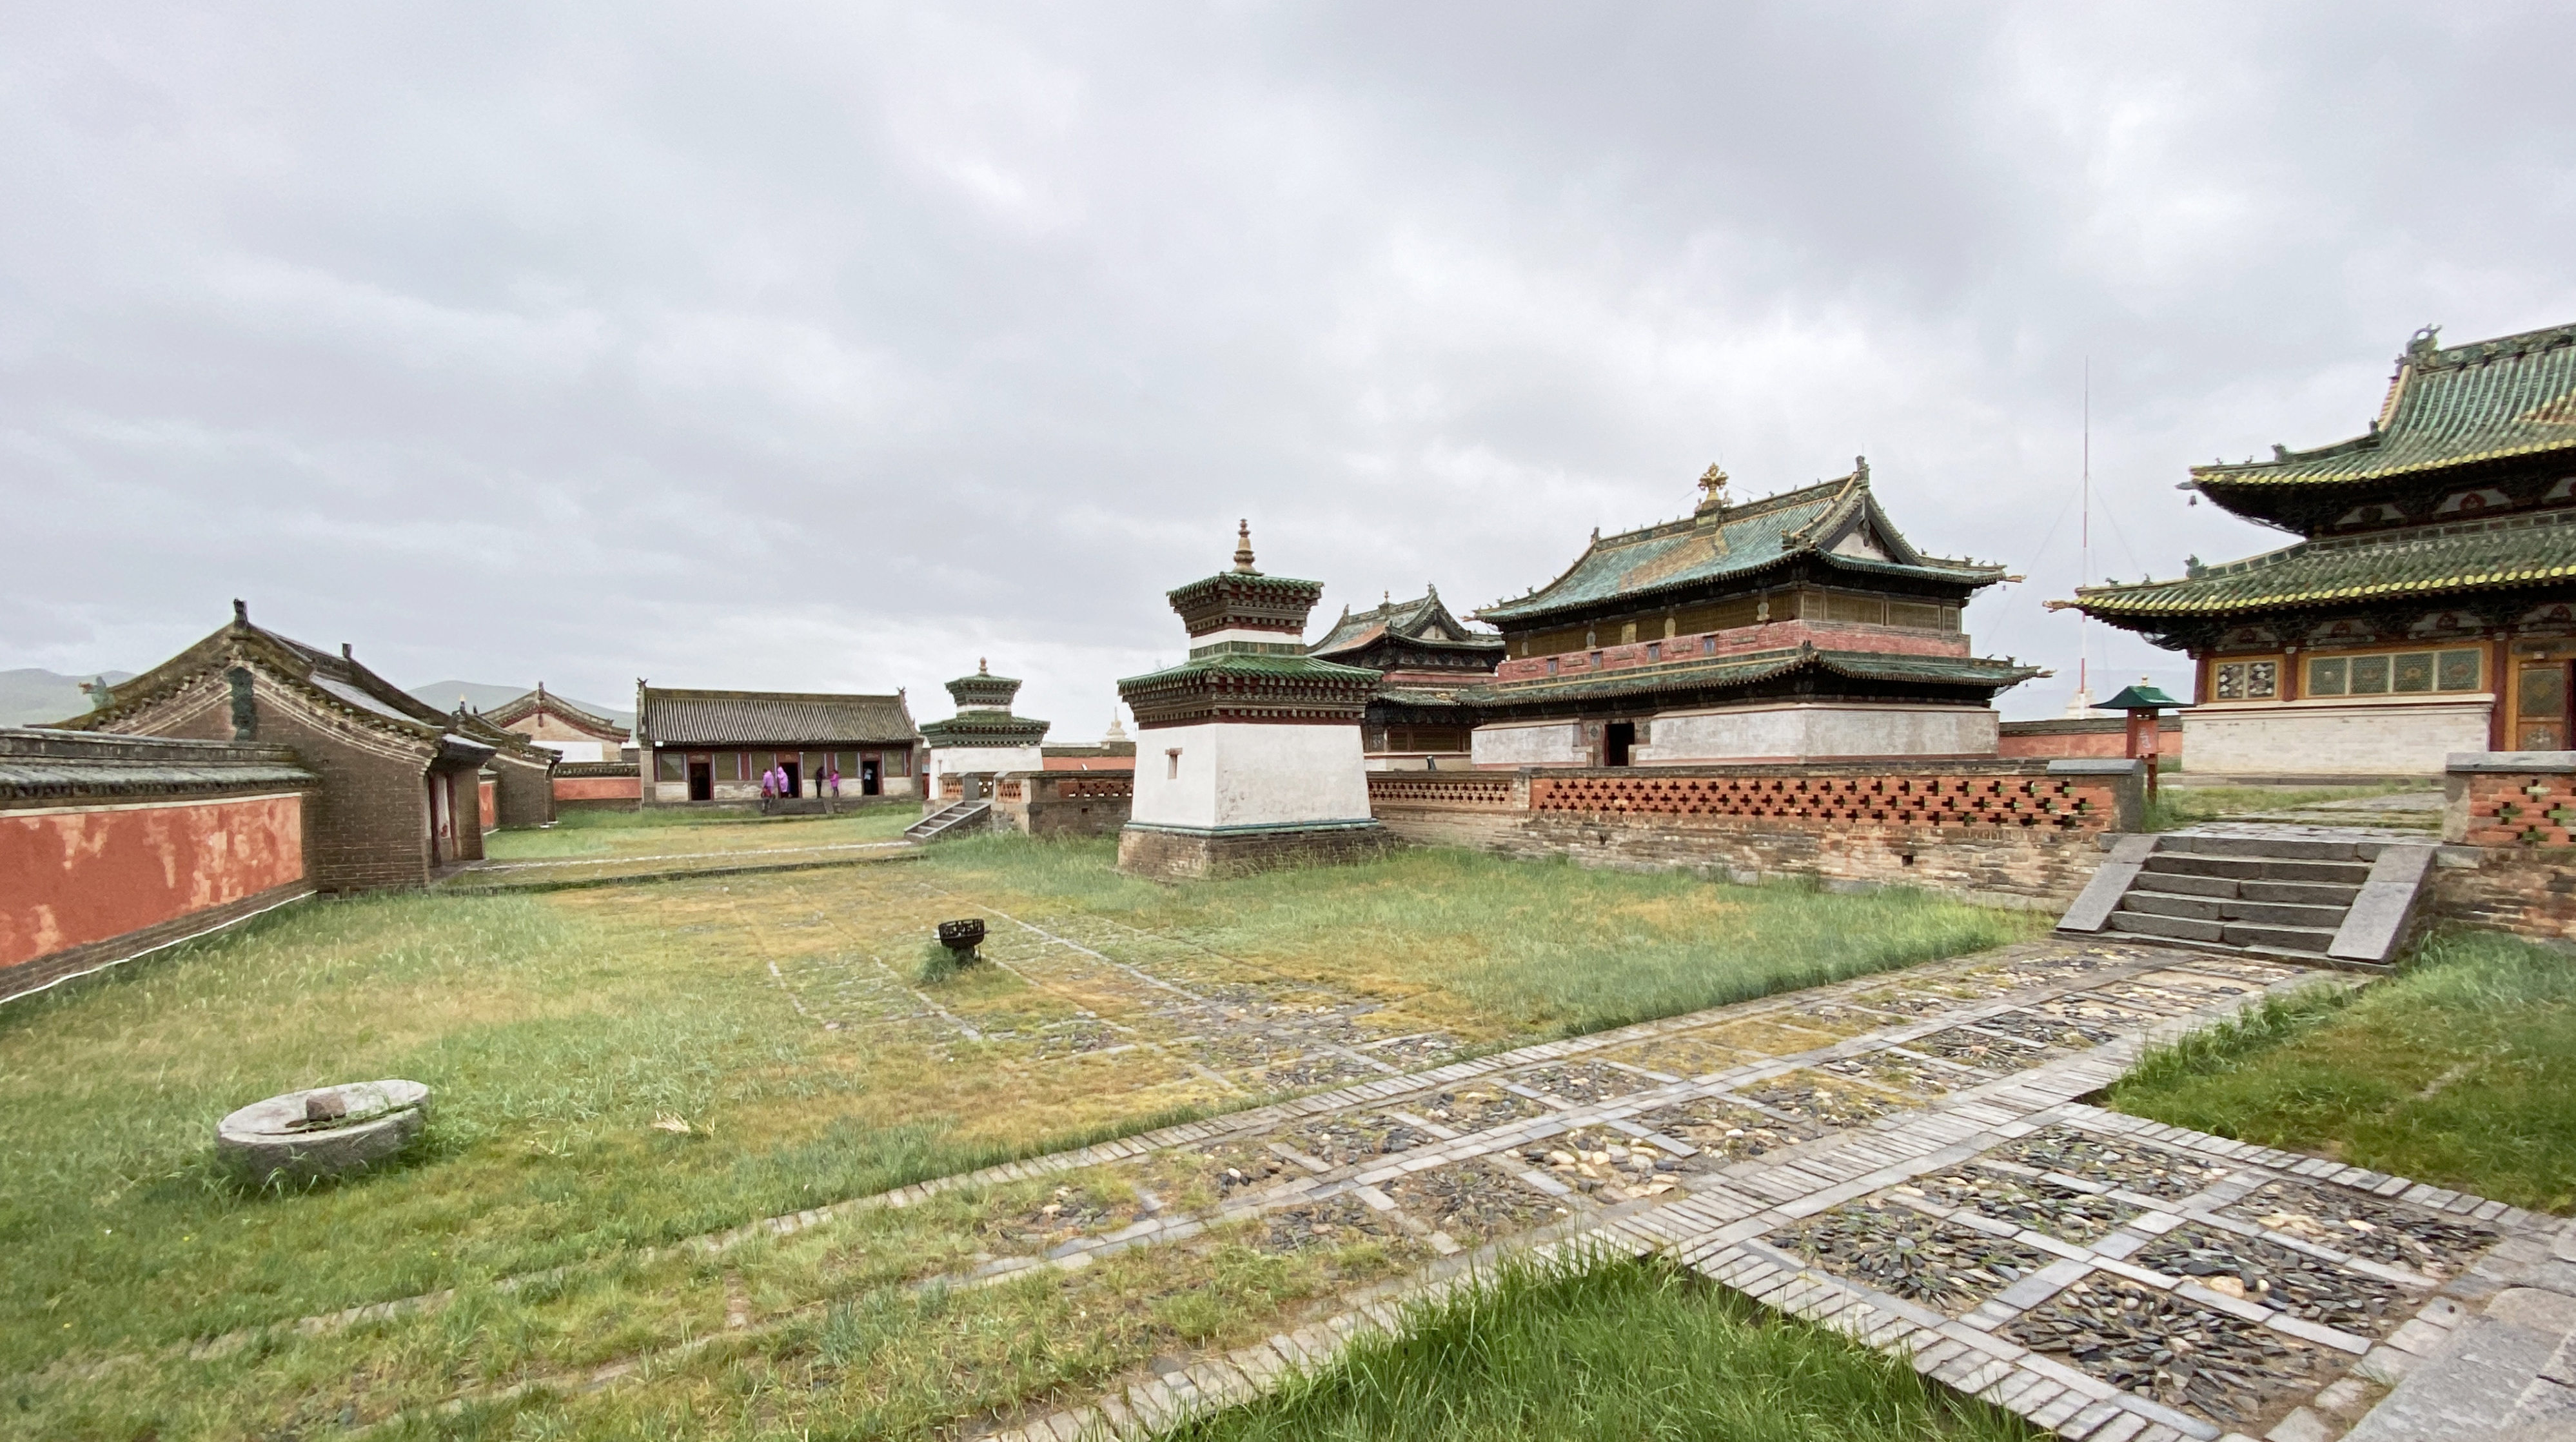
[1695,463,1729,515]
[1232,519,1259,574]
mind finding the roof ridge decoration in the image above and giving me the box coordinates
[1475,457,2001,626]
[1165,520,1326,638]
[2187,318,2576,506]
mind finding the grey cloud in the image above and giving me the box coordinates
[6,3,2575,727]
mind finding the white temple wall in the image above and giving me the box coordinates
[1638,704,1998,763]
[929,743,1047,784]
[2183,698,2493,777]
[1131,722,1373,829]
[1471,721,1584,767]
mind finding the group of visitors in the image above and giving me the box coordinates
[758,759,844,810]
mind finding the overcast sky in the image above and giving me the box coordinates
[8,4,2575,733]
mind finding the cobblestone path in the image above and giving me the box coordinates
[919,938,2559,1442]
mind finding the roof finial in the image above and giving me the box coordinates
[1853,455,1869,482]
[1232,519,1258,574]
[232,598,250,627]
[1696,463,1729,514]
[341,643,352,660]
[978,656,988,675]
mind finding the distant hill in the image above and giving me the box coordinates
[408,681,635,730]
[1,668,134,728]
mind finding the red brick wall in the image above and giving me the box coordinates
[1,794,306,971]
[554,774,641,801]
[485,750,556,828]
[122,673,442,891]
[1996,721,2183,762]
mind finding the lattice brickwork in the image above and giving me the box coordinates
[1056,775,1134,800]
[1529,772,2114,831]
[2460,772,2576,847]
[1366,774,1515,808]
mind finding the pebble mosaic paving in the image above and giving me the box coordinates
[925,938,2559,1442]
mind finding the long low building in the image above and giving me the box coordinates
[634,685,921,803]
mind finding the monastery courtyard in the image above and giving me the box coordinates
[4,811,2565,1442]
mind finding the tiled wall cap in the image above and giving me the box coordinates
[2045,759,2147,776]
[2446,750,2576,773]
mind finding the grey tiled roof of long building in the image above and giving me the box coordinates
[636,688,918,746]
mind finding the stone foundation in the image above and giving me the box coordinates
[2430,850,2576,944]
[1118,823,1391,881]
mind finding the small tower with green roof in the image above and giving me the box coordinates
[918,659,1050,801]
[1116,521,1388,879]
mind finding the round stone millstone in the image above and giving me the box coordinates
[216,1079,431,1186]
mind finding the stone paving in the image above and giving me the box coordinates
[892,937,2563,1442]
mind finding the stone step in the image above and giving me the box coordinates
[2142,852,2373,885]
[2119,889,2350,929]
[2106,909,2227,944]
[2158,833,2365,862]
[2241,878,2366,907]
[2219,919,2342,953]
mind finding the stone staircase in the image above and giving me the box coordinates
[2058,830,2437,969]
[903,799,990,843]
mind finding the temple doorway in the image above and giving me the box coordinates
[1604,721,1635,766]
[860,755,881,795]
[780,759,803,797]
[687,760,713,801]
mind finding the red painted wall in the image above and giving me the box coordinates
[478,779,497,831]
[1996,725,2184,763]
[553,775,641,801]
[0,794,306,971]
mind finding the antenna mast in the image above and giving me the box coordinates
[2067,358,2096,717]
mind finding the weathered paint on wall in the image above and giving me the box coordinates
[553,774,641,802]
[0,794,306,971]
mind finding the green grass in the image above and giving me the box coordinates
[921,835,2046,1038]
[0,835,2041,1437]
[1166,1252,2036,1442]
[2110,927,2576,1213]
[482,804,918,861]
[2141,781,2431,832]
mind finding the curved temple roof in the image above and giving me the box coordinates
[1475,462,2003,627]
[2191,320,2576,495]
[1308,587,1502,658]
[2065,510,2576,621]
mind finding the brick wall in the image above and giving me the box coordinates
[1117,823,1392,881]
[119,671,446,891]
[2433,754,2576,944]
[1,727,317,1002]
[1368,761,2140,911]
[1997,717,2181,762]
[990,770,1134,837]
[554,761,642,810]
[485,748,556,828]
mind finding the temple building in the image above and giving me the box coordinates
[50,601,558,886]
[1117,523,1386,878]
[634,686,919,803]
[484,684,632,763]
[1463,461,2038,766]
[918,661,1051,797]
[1306,588,1504,768]
[2062,321,2576,775]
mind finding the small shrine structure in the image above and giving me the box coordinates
[918,661,1051,798]
[1306,587,1504,768]
[1117,523,1387,879]
[1465,460,2036,766]
[2060,320,2576,775]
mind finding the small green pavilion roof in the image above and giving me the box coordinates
[2099,683,2185,710]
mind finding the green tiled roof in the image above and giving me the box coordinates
[1455,647,2036,705]
[2069,510,2576,618]
[1310,586,1504,657]
[2192,320,2576,492]
[1119,650,1383,689]
[1475,465,2002,625]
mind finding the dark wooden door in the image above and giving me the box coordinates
[687,762,713,801]
[1605,721,1635,766]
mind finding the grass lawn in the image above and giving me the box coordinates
[2109,927,2576,1214]
[482,803,920,861]
[1167,1254,2036,1442]
[0,825,2042,1439]
[2141,781,2432,832]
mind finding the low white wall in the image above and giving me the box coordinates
[930,744,1045,785]
[1131,723,1373,830]
[1639,704,1998,763]
[2185,697,2493,776]
[1473,721,1584,767]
